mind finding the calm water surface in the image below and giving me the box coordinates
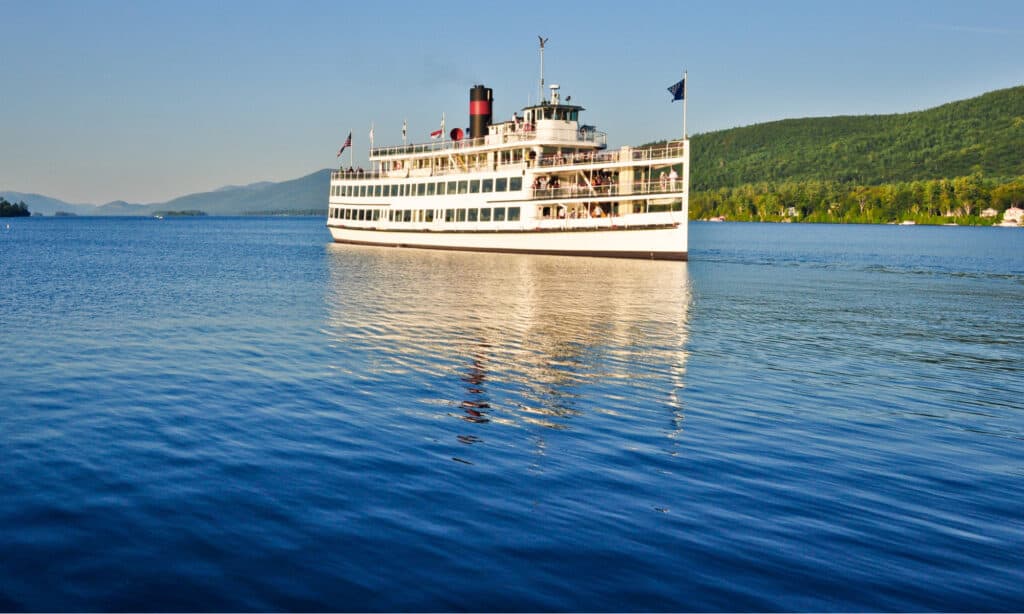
[1,217,1022,611]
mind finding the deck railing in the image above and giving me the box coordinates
[529,178,684,200]
[332,140,686,182]
[369,128,609,158]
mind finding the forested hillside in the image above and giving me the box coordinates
[654,85,1024,223]
[688,86,1024,190]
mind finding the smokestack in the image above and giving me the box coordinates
[469,85,492,140]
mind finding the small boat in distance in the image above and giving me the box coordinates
[327,41,689,260]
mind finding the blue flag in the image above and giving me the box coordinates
[668,78,685,102]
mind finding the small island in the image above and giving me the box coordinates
[153,210,207,217]
[0,198,31,217]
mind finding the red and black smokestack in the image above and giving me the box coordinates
[469,84,492,140]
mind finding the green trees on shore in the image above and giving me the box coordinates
[691,173,1024,224]
[0,198,30,217]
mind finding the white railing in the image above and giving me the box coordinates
[369,128,608,158]
[529,179,684,200]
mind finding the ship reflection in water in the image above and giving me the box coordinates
[322,245,691,457]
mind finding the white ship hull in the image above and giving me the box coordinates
[328,214,687,260]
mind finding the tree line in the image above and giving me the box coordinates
[0,198,30,217]
[690,172,1024,224]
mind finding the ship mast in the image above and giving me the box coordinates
[538,36,549,103]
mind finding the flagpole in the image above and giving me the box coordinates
[682,69,688,140]
[349,129,353,169]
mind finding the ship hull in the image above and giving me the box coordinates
[327,223,687,260]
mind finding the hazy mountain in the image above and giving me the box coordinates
[0,191,96,216]
[1,169,330,216]
[154,169,330,215]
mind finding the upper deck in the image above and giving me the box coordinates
[333,141,686,183]
[369,126,607,159]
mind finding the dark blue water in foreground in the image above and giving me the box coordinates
[1,217,1022,611]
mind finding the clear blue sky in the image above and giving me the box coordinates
[2,0,1022,204]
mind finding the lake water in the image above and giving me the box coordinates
[1,217,1022,611]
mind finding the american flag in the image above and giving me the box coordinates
[337,132,352,157]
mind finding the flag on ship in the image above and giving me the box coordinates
[337,132,352,156]
[668,78,686,101]
[431,113,445,139]
[402,119,407,141]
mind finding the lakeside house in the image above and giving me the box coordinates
[997,206,1023,227]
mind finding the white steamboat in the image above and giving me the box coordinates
[327,60,688,260]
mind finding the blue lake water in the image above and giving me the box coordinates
[1,217,1022,611]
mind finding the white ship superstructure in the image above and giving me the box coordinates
[327,58,689,260]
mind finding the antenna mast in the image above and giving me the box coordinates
[538,36,549,103]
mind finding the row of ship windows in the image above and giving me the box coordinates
[331,176,524,198]
[330,206,523,223]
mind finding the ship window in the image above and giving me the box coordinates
[482,179,493,192]
[468,208,478,222]
[456,208,466,222]
[510,177,523,191]
[509,207,521,221]
[470,180,480,193]
[496,177,508,192]
[437,182,446,195]
[373,210,381,221]
[417,183,426,196]
[447,181,457,194]
[427,182,436,196]
[381,185,389,197]
[374,185,382,197]
[457,181,468,194]
[570,110,578,121]
[445,209,454,222]
[403,210,412,222]
[494,207,506,221]
[480,208,492,222]
[425,210,434,222]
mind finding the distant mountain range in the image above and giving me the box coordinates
[1,169,331,216]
